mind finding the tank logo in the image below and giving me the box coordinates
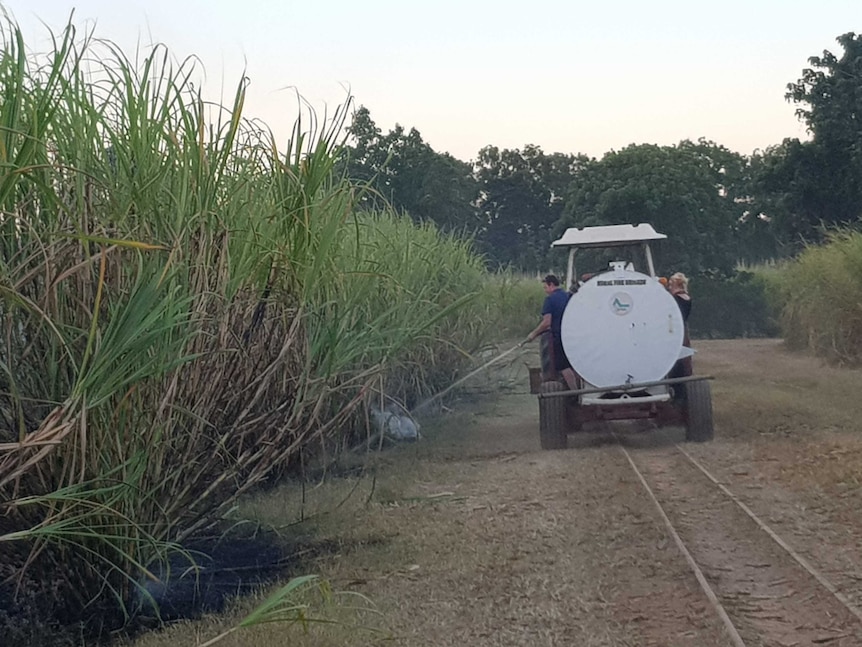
[610,292,634,316]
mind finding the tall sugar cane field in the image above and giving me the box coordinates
[0,17,507,644]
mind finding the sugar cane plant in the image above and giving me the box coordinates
[0,16,493,637]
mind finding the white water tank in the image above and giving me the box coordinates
[560,267,684,388]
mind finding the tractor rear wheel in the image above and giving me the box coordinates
[684,380,714,442]
[539,381,568,450]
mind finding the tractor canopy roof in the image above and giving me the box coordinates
[551,223,666,249]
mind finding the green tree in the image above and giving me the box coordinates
[342,106,480,233]
[745,139,832,254]
[558,140,747,276]
[787,32,862,172]
[766,32,862,247]
[474,144,587,270]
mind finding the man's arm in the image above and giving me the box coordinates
[526,314,552,342]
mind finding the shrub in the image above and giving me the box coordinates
[687,271,780,339]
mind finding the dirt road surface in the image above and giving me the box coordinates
[134,339,862,647]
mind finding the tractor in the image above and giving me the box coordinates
[530,223,714,450]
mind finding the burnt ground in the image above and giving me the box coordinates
[127,339,862,646]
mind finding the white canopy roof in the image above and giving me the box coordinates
[551,223,666,249]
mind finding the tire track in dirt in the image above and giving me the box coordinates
[339,434,734,646]
[627,442,862,646]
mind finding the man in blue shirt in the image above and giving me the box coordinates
[525,274,578,390]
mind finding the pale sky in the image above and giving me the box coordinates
[3,1,858,161]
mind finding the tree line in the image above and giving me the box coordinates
[340,32,862,278]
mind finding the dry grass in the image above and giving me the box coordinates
[698,338,862,439]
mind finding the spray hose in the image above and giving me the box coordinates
[411,341,528,414]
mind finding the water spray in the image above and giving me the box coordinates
[411,341,528,415]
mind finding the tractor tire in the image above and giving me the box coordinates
[539,381,568,450]
[684,380,714,442]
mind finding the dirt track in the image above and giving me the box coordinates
[133,339,862,647]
